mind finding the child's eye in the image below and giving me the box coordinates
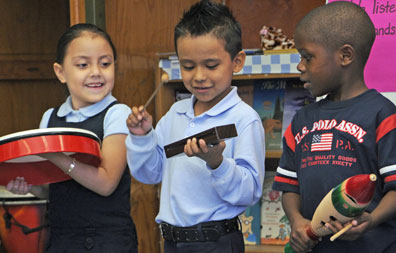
[207,64,219,69]
[181,65,194,71]
[76,63,88,68]
[100,62,112,67]
[301,54,312,62]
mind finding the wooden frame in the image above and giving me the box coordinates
[69,0,86,25]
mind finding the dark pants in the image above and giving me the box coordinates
[164,230,244,253]
[46,226,138,253]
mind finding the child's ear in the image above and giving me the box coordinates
[53,63,67,83]
[339,44,354,67]
[232,50,246,73]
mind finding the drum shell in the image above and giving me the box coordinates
[0,190,48,253]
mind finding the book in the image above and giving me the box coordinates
[237,84,254,106]
[253,79,286,152]
[239,200,261,245]
[282,80,315,137]
[260,171,291,245]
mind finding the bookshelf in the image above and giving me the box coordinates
[154,50,302,253]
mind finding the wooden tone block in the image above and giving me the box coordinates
[164,124,238,158]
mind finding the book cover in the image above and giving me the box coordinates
[239,200,261,245]
[237,84,254,106]
[260,171,291,245]
[282,80,315,137]
[253,79,286,152]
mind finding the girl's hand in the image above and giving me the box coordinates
[289,217,317,252]
[326,212,372,241]
[126,106,153,136]
[184,138,225,169]
[6,177,32,195]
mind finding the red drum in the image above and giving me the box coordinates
[0,188,48,253]
[0,127,101,185]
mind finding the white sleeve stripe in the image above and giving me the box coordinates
[379,164,396,175]
[276,167,297,178]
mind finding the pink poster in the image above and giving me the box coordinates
[327,0,396,92]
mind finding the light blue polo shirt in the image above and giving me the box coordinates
[126,86,266,227]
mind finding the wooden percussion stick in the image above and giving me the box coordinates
[330,222,353,241]
[142,73,169,111]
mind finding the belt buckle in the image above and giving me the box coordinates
[203,227,221,241]
[159,223,165,238]
[160,223,176,242]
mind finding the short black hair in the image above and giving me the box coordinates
[174,0,242,59]
[296,1,375,66]
[56,23,117,64]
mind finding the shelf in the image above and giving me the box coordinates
[266,150,283,159]
[246,244,284,253]
[233,73,300,80]
[166,72,300,83]
[159,51,301,81]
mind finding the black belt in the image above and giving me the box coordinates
[160,217,240,242]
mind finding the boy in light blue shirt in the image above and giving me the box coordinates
[126,0,265,252]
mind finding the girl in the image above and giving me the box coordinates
[7,23,138,252]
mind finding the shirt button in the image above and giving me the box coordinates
[84,237,94,250]
[190,122,195,127]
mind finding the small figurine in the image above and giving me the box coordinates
[260,25,295,52]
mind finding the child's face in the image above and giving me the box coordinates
[177,34,245,114]
[53,33,115,110]
[295,30,341,98]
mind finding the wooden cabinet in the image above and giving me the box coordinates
[0,0,69,136]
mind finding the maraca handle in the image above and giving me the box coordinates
[306,225,320,241]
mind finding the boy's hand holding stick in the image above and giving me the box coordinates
[329,223,353,241]
[127,73,169,135]
[142,73,169,111]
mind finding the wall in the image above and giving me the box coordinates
[383,92,396,105]
[228,0,324,48]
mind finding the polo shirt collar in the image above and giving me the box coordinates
[177,86,241,117]
[57,93,116,118]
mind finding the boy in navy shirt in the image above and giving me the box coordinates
[273,2,396,252]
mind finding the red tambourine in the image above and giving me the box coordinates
[0,127,101,186]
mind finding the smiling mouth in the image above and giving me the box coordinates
[300,78,308,83]
[300,79,311,85]
[85,83,104,88]
[299,79,311,90]
[192,86,212,90]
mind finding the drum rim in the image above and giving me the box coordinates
[0,199,48,205]
[0,127,100,145]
